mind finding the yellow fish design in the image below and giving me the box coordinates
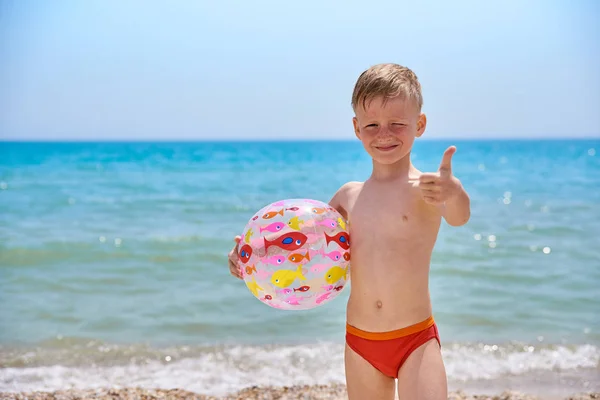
[246,276,264,297]
[337,217,346,230]
[244,228,253,244]
[271,265,306,288]
[325,266,348,284]
[288,216,304,231]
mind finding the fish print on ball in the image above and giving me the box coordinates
[238,199,351,310]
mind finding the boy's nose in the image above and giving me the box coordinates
[377,127,391,136]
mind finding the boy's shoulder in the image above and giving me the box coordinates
[328,181,363,220]
[336,181,364,201]
[339,180,363,191]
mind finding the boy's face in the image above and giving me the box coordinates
[352,95,426,165]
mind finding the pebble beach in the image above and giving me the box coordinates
[1,386,599,400]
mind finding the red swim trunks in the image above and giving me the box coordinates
[345,316,441,378]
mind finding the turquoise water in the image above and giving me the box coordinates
[1,140,599,395]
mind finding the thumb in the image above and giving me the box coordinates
[438,146,456,176]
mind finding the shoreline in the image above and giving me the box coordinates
[1,385,598,400]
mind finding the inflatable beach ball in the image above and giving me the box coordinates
[238,199,350,310]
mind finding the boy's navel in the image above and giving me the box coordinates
[402,215,408,222]
[376,300,383,309]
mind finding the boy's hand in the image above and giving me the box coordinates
[418,146,462,206]
[227,236,243,280]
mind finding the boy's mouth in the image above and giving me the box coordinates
[374,144,399,152]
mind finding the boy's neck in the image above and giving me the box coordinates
[370,154,416,182]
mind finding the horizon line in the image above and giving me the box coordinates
[1,136,599,143]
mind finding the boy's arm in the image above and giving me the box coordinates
[417,146,470,227]
[329,183,355,281]
[328,182,355,221]
[440,180,470,226]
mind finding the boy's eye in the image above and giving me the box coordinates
[392,123,406,127]
[365,124,378,128]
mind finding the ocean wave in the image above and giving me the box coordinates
[1,341,597,394]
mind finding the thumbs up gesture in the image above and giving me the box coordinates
[418,146,461,206]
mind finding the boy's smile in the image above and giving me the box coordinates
[374,144,399,152]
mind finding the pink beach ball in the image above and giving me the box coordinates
[238,199,350,310]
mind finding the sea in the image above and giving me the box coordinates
[0,140,599,397]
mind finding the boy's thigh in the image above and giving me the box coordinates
[396,338,447,400]
[344,343,395,400]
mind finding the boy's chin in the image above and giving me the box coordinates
[370,149,410,165]
[373,157,404,165]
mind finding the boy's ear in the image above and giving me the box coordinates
[416,113,427,137]
[352,117,361,140]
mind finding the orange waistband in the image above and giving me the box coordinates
[346,316,435,341]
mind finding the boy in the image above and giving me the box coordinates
[228,63,470,399]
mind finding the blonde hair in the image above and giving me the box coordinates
[351,63,423,112]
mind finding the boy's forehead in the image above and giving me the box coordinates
[357,96,416,118]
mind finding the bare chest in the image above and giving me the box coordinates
[347,184,439,245]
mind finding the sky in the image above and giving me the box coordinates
[0,0,599,141]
